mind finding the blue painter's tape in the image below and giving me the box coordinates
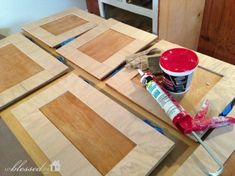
[143,119,164,135]
[56,36,77,48]
[219,97,235,116]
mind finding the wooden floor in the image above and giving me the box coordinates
[0,119,42,176]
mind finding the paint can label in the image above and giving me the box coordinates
[162,72,193,93]
[146,81,181,120]
[159,48,198,94]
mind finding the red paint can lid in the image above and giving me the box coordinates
[160,48,199,73]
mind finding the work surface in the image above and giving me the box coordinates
[3,38,234,176]
[1,7,235,175]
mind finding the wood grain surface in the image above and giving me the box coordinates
[132,67,222,108]
[159,0,206,50]
[40,91,136,175]
[106,41,222,127]
[0,33,68,110]
[6,72,174,176]
[57,19,157,80]
[198,0,235,65]
[177,67,221,111]
[22,8,105,47]
[86,0,100,15]
[131,67,221,113]
[41,14,88,36]
[222,151,235,176]
[78,29,134,63]
[0,44,43,93]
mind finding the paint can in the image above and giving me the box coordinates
[159,48,199,94]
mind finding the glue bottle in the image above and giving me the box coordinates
[138,69,196,134]
[138,69,235,134]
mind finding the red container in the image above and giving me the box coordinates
[160,48,199,94]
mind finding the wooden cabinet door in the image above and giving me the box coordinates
[86,0,100,15]
[159,0,205,50]
[6,73,174,176]
[198,0,235,65]
[57,19,157,80]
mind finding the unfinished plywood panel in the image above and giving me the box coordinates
[159,0,206,49]
[178,67,221,111]
[22,8,105,47]
[57,19,157,80]
[78,29,134,63]
[9,73,174,176]
[41,14,88,36]
[132,67,221,110]
[40,91,135,175]
[0,44,43,93]
[106,40,230,128]
[0,33,68,110]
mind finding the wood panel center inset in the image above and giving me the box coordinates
[40,91,136,175]
[179,67,222,111]
[131,67,222,112]
[0,44,43,93]
[41,14,88,36]
[78,29,134,63]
